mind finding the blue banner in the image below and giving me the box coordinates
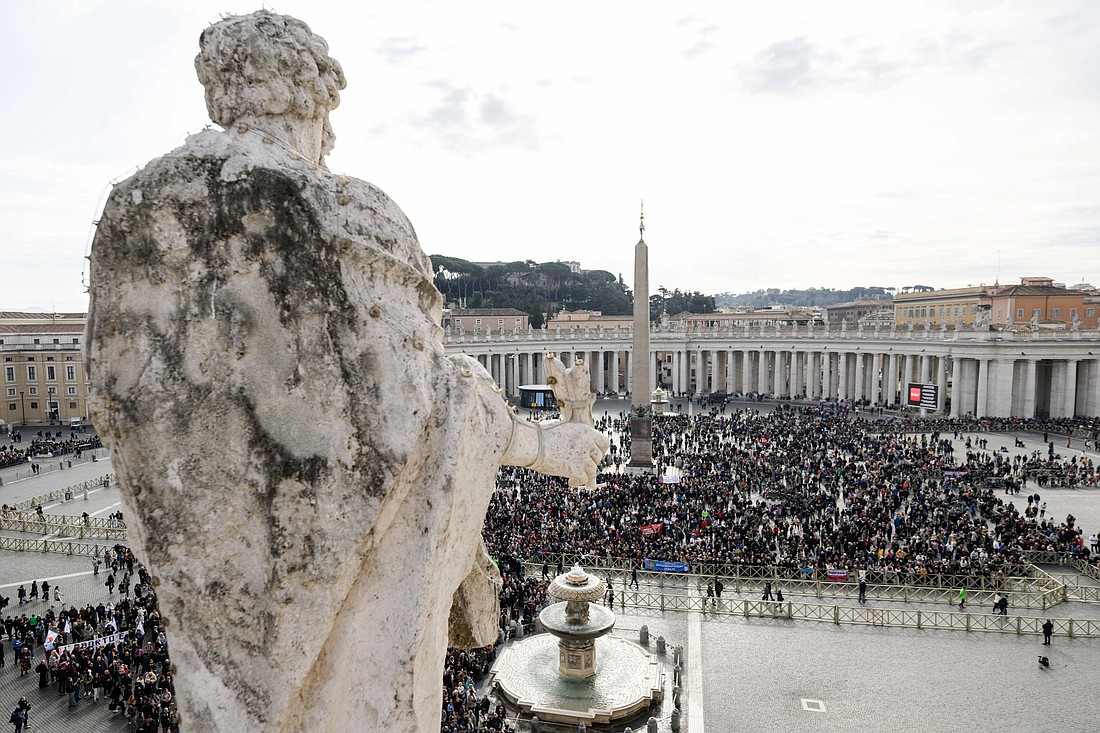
[643,558,690,573]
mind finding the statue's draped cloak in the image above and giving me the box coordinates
[87,132,509,732]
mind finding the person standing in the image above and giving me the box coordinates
[105,572,115,594]
[40,581,49,601]
[858,579,867,604]
[630,565,639,590]
[958,587,967,610]
[1042,619,1053,645]
[8,699,29,733]
[762,581,773,601]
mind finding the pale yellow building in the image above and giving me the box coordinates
[893,286,994,326]
[0,312,91,425]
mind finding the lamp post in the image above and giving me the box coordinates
[19,390,25,426]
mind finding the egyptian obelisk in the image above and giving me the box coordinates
[628,202,654,468]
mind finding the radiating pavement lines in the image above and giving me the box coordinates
[687,611,705,733]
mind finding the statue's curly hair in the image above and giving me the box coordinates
[195,11,346,129]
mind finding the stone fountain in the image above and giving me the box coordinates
[540,566,615,678]
[490,564,662,727]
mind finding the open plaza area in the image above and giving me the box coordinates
[3,402,1098,732]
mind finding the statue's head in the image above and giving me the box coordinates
[195,11,346,133]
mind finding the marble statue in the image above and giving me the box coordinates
[85,11,607,733]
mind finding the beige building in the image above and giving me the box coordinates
[893,286,993,326]
[546,309,633,331]
[826,299,893,325]
[670,310,815,328]
[1,312,91,426]
[442,308,531,332]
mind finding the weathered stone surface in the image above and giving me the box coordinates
[86,11,605,733]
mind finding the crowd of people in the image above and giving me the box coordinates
[3,544,179,732]
[436,406,1097,730]
[1,430,103,470]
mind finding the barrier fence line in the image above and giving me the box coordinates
[5,474,117,512]
[523,556,1057,601]
[604,591,1100,638]
[0,516,126,540]
[0,536,113,557]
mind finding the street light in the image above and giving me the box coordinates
[19,390,25,426]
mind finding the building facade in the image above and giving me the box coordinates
[893,286,991,326]
[0,312,91,426]
[441,308,531,333]
[443,323,1100,419]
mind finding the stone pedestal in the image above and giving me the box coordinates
[628,416,653,468]
[559,637,597,678]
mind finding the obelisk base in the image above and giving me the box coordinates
[627,416,653,469]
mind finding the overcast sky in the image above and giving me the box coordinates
[3,0,1099,312]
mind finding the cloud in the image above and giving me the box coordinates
[684,23,720,59]
[411,81,540,154]
[744,36,833,93]
[376,37,425,65]
[742,30,1002,94]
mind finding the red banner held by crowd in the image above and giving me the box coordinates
[639,523,663,537]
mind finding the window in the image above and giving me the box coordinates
[29,401,38,409]
[52,338,59,344]
[5,388,13,397]
[32,339,39,344]
[65,356,73,361]
[1051,308,1061,318]
[46,366,55,381]
[69,401,77,409]
[28,387,37,396]
[67,387,77,395]
[1070,308,1077,317]
[66,365,76,381]
[1016,308,1024,319]
[497,319,504,326]
[7,404,14,411]
[72,338,79,344]
[27,366,36,381]
[4,367,12,381]
[962,305,968,315]
[46,356,54,361]
[474,319,482,325]
[1033,308,1041,318]
[1087,308,1097,318]
[996,309,1002,319]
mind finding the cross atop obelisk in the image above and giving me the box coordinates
[628,200,654,468]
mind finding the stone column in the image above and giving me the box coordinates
[950,358,962,418]
[649,350,657,394]
[596,351,606,394]
[853,353,865,402]
[870,352,882,405]
[625,351,633,394]
[1063,359,1079,418]
[741,350,752,395]
[808,352,820,399]
[838,352,849,401]
[1022,359,1037,418]
[509,354,520,397]
[976,358,990,417]
[697,348,707,394]
[610,350,620,394]
[1089,359,1100,417]
[756,350,768,394]
[936,356,947,413]
[726,349,735,393]
[792,350,804,398]
[822,352,833,401]
[680,350,690,396]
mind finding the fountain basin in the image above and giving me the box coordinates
[491,633,662,726]
[540,602,616,641]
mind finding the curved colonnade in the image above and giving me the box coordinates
[443,326,1100,419]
